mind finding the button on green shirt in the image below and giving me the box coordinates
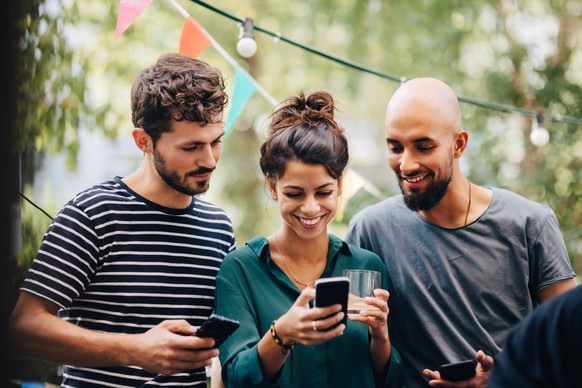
[215,234,403,387]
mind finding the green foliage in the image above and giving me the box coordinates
[11,0,582,383]
[16,0,582,281]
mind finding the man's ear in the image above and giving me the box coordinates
[132,128,153,153]
[453,130,468,158]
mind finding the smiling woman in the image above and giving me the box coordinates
[213,90,404,388]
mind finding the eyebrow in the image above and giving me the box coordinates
[213,132,225,142]
[182,132,225,147]
[283,182,335,191]
[386,136,434,143]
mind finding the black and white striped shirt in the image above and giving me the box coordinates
[21,176,236,387]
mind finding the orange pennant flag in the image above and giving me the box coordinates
[115,0,152,40]
[179,17,212,58]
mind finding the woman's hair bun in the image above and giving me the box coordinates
[270,90,340,134]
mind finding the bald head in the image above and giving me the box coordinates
[386,77,462,136]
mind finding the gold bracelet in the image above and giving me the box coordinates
[270,320,297,355]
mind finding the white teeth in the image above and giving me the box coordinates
[300,217,321,225]
[406,176,424,183]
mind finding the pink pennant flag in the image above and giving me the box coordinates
[179,17,212,58]
[115,0,153,40]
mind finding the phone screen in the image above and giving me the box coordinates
[314,276,349,330]
[438,359,477,381]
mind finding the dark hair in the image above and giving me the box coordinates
[259,91,349,180]
[130,53,228,143]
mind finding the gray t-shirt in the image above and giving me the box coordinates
[345,187,575,387]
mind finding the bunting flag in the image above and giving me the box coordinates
[115,1,386,211]
[336,169,387,221]
[179,17,212,58]
[115,0,152,40]
[224,67,257,135]
[336,169,364,222]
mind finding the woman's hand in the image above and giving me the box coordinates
[349,288,392,379]
[274,287,346,346]
[348,288,390,340]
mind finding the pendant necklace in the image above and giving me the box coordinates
[464,179,472,226]
[274,232,325,289]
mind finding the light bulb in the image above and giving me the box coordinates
[237,17,257,58]
[236,37,257,58]
[530,111,549,147]
[530,127,549,147]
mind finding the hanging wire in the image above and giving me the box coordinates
[188,0,582,127]
[17,1,582,243]
[19,192,53,220]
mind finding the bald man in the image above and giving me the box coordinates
[345,77,576,387]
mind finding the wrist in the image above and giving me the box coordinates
[369,327,389,342]
[270,320,297,355]
[118,332,140,366]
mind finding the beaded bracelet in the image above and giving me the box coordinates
[270,320,297,355]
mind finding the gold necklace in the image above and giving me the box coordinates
[464,179,472,225]
[274,232,325,289]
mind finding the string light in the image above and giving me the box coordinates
[236,17,257,58]
[189,0,582,128]
[530,111,550,147]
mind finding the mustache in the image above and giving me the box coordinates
[187,167,215,176]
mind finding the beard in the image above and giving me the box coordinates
[153,149,213,196]
[399,158,453,212]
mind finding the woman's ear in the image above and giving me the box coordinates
[266,178,277,200]
[337,176,343,197]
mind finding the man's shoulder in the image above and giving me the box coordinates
[193,196,231,217]
[491,187,552,214]
[351,195,406,221]
[69,178,128,206]
[345,241,384,261]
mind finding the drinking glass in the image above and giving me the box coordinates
[342,269,381,314]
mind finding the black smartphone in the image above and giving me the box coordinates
[195,314,240,347]
[438,359,477,381]
[314,276,349,331]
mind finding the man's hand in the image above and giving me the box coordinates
[423,350,494,388]
[129,319,219,375]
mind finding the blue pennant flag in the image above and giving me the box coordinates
[224,66,257,135]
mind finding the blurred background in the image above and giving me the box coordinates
[6,0,582,384]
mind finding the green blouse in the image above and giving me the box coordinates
[215,234,403,387]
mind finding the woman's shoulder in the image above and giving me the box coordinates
[222,236,268,263]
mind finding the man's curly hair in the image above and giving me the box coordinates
[131,53,228,143]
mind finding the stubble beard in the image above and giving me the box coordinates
[399,158,453,212]
[153,149,212,196]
